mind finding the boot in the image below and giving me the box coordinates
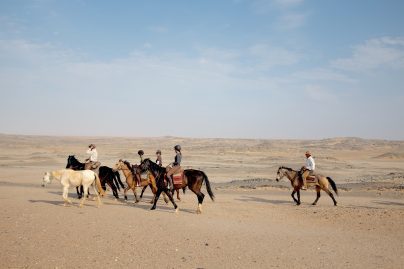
[167,175,173,190]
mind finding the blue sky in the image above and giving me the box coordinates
[1,0,404,139]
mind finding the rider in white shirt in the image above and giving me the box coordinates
[85,144,101,170]
[301,151,315,190]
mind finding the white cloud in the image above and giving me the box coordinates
[332,37,404,72]
[273,0,304,8]
[248,43,301,67]
[148,25,168,33]
[305,84,338,103]
[276,12,307,29]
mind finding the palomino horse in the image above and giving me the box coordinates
[42,169,104,207]
[140,159,215,214]
[114,160,168,203]
[276,166,338,206]
[66,155,124,199]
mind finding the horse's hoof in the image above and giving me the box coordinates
[124,196,128,200]
[175,208,179,213]
[150,207,156,210]
[312,203,316,206]
[135,200,139,204]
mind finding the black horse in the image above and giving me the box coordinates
[139,159,214,213]
[66,155,124,199]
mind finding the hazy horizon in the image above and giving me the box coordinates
[1,1,404,140]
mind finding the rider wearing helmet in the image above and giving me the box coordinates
[166,145,182,190]
[156,149,162,166]
[134,150,145,186]
[85,144,101,170]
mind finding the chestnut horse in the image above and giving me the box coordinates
[276,166,338,206]
[114,159,168,204]
[140,159,214,214]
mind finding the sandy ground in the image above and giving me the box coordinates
[1,134,404,268]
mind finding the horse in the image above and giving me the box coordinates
[140,158,215,214]
[276,166,338,206]
[66,155,124,199]
[114,159,169,204]
[41,169,104,208]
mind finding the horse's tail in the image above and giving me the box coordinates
[327,177,338,196]
[114,171,125,190]
[202,171,215,201]
[95,173,105,197]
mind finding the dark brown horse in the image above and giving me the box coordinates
[276,166,338,206]
[139,159,215,213]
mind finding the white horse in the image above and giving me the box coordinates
[42,169,104,208]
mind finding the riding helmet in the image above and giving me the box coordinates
[174,145,181,151]
[138,150,144,156]
[156,149,161,154]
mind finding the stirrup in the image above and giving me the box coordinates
[301,186,307,190]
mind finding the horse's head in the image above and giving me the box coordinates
[41,171,52,187]
[139,158,151,172]
[114,159,124,171]
[66,155,77,168]
[276,166,286,181]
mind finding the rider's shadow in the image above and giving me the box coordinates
[235,196,292,205]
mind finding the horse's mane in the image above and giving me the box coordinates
[123,160,132,169]
[279,166,295,172]
[68,155,82,164]
[143,158,165,173]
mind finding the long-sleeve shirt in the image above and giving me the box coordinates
[173,152,182,166]
[86,148,98,162]
[305,156,315,170]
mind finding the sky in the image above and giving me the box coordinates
[0,0,404,140]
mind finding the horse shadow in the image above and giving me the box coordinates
[372,200,404,207]
[235,196,292,205]
[28,199,66,206]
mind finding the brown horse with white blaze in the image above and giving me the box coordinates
[276,166,338,206]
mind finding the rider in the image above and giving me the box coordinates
[156,149,163,166]
[301,151,315,190]
[134,150,144,186]
[166,145,182,190]
[85,144,101,170]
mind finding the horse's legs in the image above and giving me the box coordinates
[124,186,130,201]
[132,186,139,203]
[164,189,178,212]
[296,189,301,205]
[312,186,321,205]
[92,182,102,207]
[140,185,148,198]
[291,190,299,205]
[79,185,88,208]
[323,188,337,206]
[76,186,82,199]
[196,192,205,214]
[108,180,119,200]
[176,189,181,201]
[151,189,162,210]
[63,186,72,206]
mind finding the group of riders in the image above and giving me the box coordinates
[84,143,183,190]
[84,143,316,191]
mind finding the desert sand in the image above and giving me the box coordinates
[1,134,404,268]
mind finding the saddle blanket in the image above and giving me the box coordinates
[173,171,183,185]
